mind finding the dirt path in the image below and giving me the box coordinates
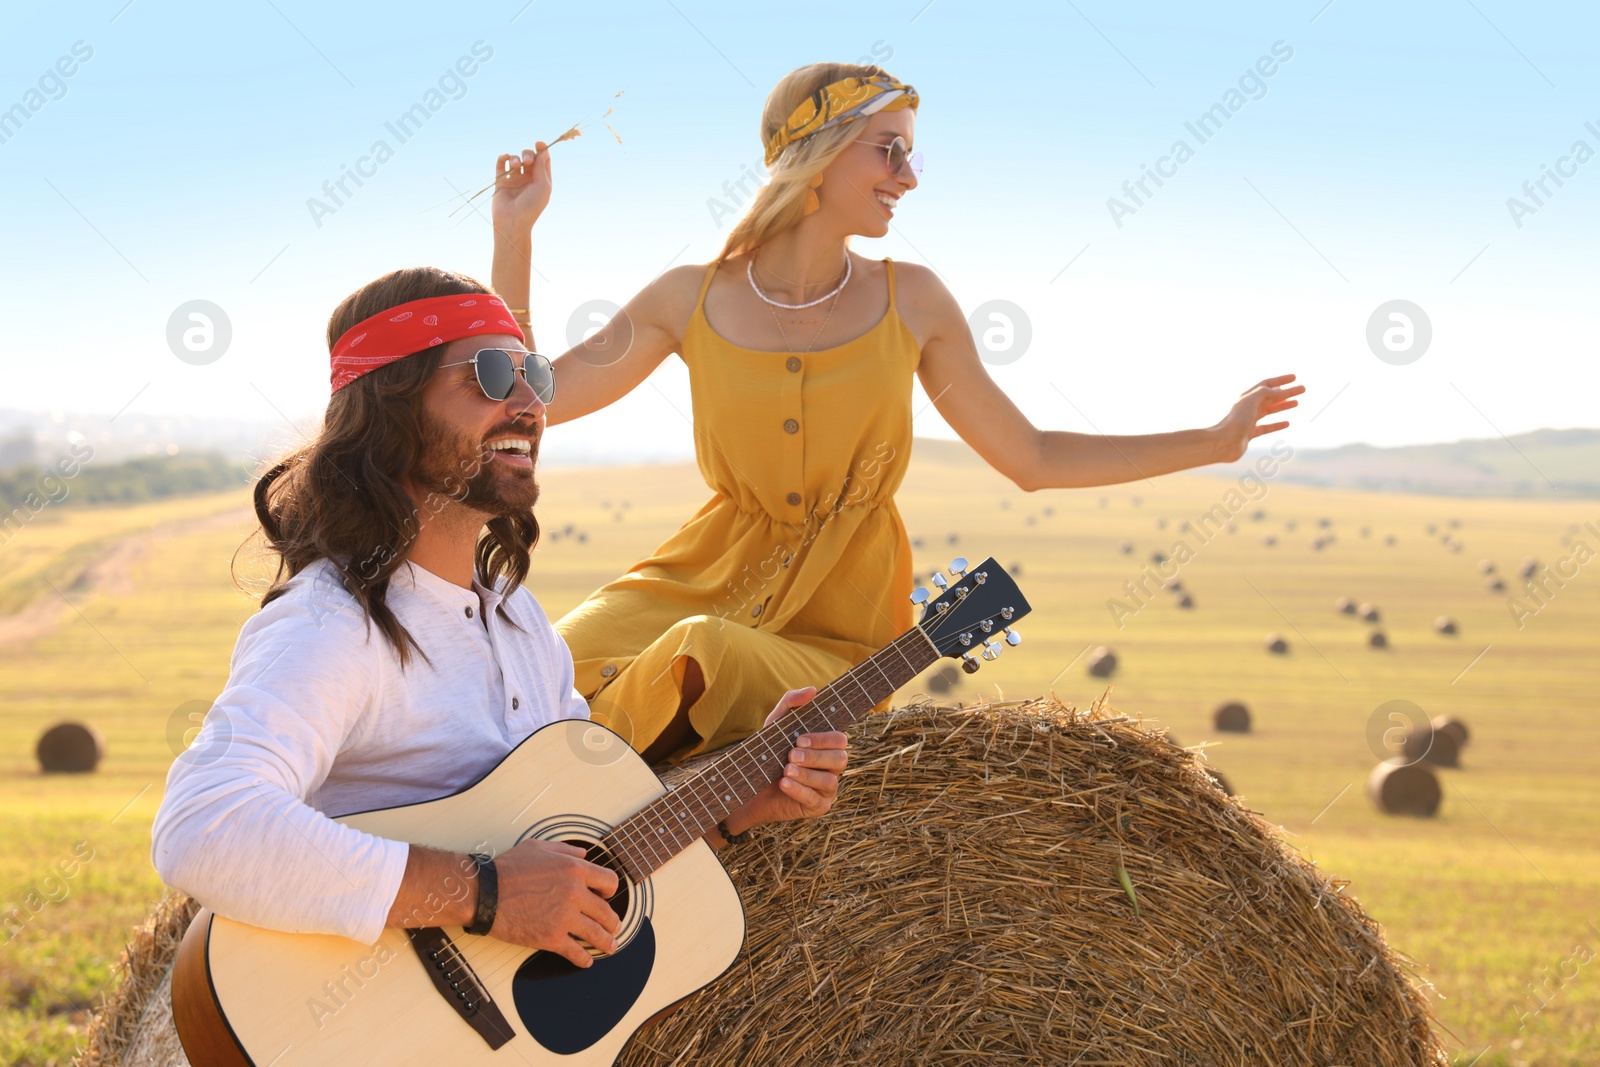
[0,504,255,651]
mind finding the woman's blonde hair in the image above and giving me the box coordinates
[716,61,897,263]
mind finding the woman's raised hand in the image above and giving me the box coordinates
[1212,374,1305,462]
[491,142,553,234]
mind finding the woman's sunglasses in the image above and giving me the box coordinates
[855,135,923,176]
[439,348,555,405]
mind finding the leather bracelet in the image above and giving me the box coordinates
[716,820,751,846]
[464,854,498,936]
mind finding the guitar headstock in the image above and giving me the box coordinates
[912,557,1032,673]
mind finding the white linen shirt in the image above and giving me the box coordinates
[150,556,589,945]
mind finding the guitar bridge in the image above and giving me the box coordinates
[406,927,516,1050]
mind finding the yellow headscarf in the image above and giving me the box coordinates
[764,75,919,168]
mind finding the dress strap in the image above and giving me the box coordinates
[694,261,719,315]
[883,257,897,312]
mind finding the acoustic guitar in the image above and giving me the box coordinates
[173,556,1030,1065]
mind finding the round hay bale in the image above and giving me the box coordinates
[1402,725,1460,768]
[1358,603,1380,622]
[1486,577,1505,592]
[1518,557,1539,579]
[1212,702,1251,733]
[1425,523,1437,535]
[1264,633,1288,655]
[1360,525,1370,537]
[1261,534,1277,546]
[1335,595,1356,615]
[1165,579,1184,592]
[1318,517,1332,528]
[947,532,960,545]
[1432,715,1469,749]
[87,700,1448,1066]
[1311,537,1327,551]
[1368,759,1443,817]
[1385,534,1397,546]
[1368,630,1389,649]
[1285,519,1298,532]
[1008,561,1023,577]
[1175,593,1194,609]
[1149,550,1166,564]
[1118,539,1134,555]
[36,721,104,773]
[1433,616,1457,635]
[1478,559,1495,574]
[76,891,200,1067]
[1087,646,1118,678]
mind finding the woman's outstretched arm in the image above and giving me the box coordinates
[488,147,687,427]
[900,263,1305,491]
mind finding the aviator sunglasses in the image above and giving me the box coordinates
[855,134,923,176]
[439,348,556,405]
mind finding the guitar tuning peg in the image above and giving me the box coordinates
[1004,628,1022,647]
[981,638,1003,661]
[910,587,930,605]
[949,556,969,576]
[931,573,948,590]
[960,653,982,674]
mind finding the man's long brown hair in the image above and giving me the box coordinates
[241,266,540,666]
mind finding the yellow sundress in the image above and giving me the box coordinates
[554,256,921,759]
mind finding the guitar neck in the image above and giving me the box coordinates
[607,626,941,881]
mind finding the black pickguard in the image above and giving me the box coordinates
[511,918,657,1055]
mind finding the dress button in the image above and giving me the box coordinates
[511,696,520,710]
[464,606,474,618]
[785,357,801,373]
[783,419,799,434]
[786,492,801,506]
[600,664,617,678]
[751,604,763,618]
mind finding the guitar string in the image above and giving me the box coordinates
[606,581,1011,873]
[459,597,1018,984]
[609,605,983,878]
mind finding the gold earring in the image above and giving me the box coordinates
[803,171,824,215]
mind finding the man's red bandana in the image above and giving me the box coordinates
[330,294,525,393]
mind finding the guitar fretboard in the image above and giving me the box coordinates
[605,624,940,881]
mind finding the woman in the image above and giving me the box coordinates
[487,63,1303,764]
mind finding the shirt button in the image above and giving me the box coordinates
[464,606,474,618]
[785,357,801,373]
[600,664,617,678]
[511,696,520,710]
[786,492,801,506]
[783,419,799,434]
[751,604,763,618]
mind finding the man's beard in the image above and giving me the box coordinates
[412,410,540,518]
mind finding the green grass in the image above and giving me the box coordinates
[1,452,1597,1064]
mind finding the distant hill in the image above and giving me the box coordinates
[0,451,253,512]
[1205,428,1600,498]
[912,429,1600,499]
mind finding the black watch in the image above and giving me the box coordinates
[465,853,498,936]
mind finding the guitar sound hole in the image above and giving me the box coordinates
[569,839,629,928]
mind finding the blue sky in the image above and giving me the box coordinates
[2,1,1595,464]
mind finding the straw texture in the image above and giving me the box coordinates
[79,696,1446,1066]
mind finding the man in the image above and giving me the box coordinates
[151,267,847,971]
